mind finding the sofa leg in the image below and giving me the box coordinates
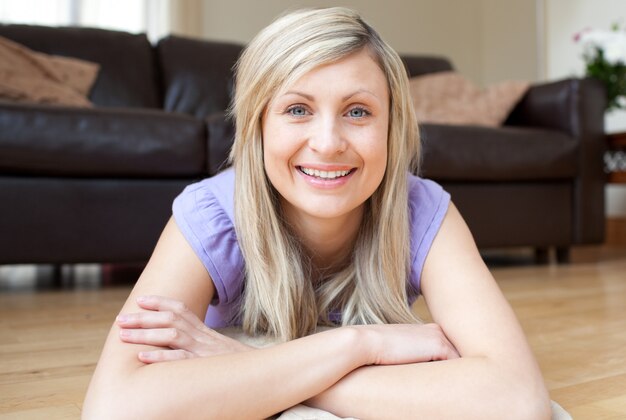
[49,264,75,288]
[556,247,570,264]
[534,247,550,264]
[51,264,63,287]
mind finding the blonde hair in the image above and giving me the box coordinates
[229,7,421,341]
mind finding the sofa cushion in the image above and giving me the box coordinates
[0,24,161,108]
[0,35,99,107]
[419,124,578,181]
[157,36,243,118]
[206,112,235,176]
[409,72,529,127]
[0,103,205,177]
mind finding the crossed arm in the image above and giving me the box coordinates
[82,204,551,419]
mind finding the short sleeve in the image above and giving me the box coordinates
[172,169,244,306]
[407,175,451,300]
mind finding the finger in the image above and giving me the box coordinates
[449,346,461,359]
[138,349,194,364]
[135,296,209,332]
[116,311,183,329]
[119,327,194,349]
[424,323,460,360]
[136,295,187,312]
[431,336,458,360]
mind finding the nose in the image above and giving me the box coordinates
[308,115,347,155]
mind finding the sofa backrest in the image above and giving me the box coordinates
[156,36,242,119]
[155,38,451,119]
[0,23,453,114]
[0,24,161,108]
[401,55,454,77]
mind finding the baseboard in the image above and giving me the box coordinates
[606,217,626,245]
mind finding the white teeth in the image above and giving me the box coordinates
[300,167,351,179]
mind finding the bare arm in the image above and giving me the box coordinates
[305,203,551,419]
[82,217,455,419]
[82,217,365,419]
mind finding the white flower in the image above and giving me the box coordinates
[575,25,626,110]
[602,32,626,64]
[578,29,626,64]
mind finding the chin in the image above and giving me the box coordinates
[303,202,362,220]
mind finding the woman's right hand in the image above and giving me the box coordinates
[357,323,460,366]
[116,295,254,364]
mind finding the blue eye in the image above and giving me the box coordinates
[348,107,368,118]
[287,105,308,117]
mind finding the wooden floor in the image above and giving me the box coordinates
[1,246,625,419]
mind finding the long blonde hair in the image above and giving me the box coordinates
[229,7,421,341]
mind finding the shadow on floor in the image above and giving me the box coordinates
[2,245,625,292]
[0,262,145,292]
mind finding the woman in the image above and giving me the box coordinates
[83,7,550,419]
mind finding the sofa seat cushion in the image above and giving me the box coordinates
[0,103,205,177]
[420,124,578,181]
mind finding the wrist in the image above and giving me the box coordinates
[342,325,377,366]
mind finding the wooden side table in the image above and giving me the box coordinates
[606,132,626,183]
[605,132,626,246]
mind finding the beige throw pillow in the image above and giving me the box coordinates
[409,71,529,127]
[0,35,100,107]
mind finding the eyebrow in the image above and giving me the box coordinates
[282,91,314,101]
[281,89,379,102]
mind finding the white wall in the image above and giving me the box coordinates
[545,0,626,217]
[544,0,626,135]
[200,0,538,86]
[480,0,539,84]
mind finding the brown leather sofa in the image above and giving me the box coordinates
[0,24,606,266]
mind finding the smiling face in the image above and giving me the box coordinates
[262,48,390,227]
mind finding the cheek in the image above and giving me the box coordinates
[264,122,307,164]
[262,119,300,182]
[358,124,388,169]
[363,126,389,190]
[262,118,284,162]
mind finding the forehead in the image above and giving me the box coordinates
[274,48,389,99]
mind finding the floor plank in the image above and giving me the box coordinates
[1,247,625,418]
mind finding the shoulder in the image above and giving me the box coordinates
[407,174,451,247]
[407,174,449,214]
[172,167,244,306]
[407,174,451,297]
[173,167,236,223]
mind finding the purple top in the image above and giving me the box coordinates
[172,167,450,328]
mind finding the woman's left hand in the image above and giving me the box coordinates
[116,295,254,364]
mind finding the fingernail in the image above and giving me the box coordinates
[116,314,128,323]
[136,296,147,303]
[119,329,130,338]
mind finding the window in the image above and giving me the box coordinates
[0,0,170,42]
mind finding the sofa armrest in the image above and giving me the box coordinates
[505,78,606,136]
[507,77,607,244]
[205,112,235,176]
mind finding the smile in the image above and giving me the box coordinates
[297,166,354,179]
